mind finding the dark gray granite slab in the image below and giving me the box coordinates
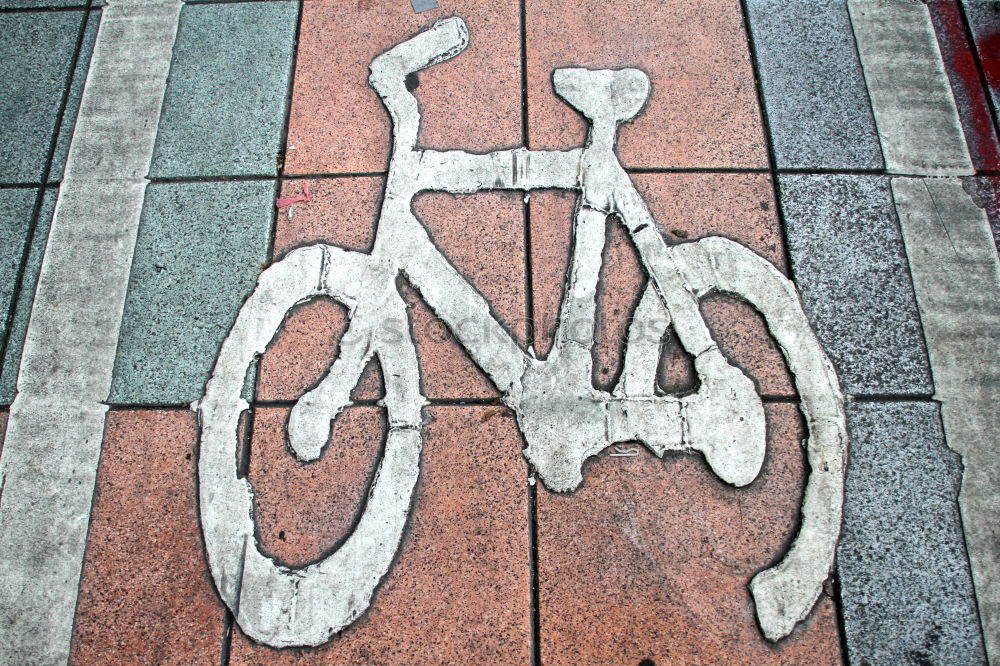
[745,0,883,170]
[779,174,933,396]
[108,181,273,404]
[838,401,986,665]
[148,1,298,178]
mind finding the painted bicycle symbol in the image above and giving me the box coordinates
[196,17,848,648]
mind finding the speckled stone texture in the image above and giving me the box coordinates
[149,1,298,178]
[48,9,100,183]
[526,0,766,168]
[529,173,794,399]
[284,0,521,174]
[70,410,225,665]
[230,405,531,664]
[0,189,37,348]
[745,0,883,170]
[838,401,987,665]
[537,403,842,664]
[259,179,526,401]
[0,0,85,7]
[0,189,56,405]
[0,11,87,183]
[0,409,7,457]
[109,181,273,405]
[779,174,933,396]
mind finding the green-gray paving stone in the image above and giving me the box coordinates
[0,11,86,184]
[0,189,55,405]
[0,189,38,356]
[149,1,298,178]
[779,174,933,395]
[745,0,883,170]
[109,181,273,404]
[838,402,987,665]
[49,10,101,184]
[0,0,86,8]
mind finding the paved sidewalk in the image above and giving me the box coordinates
[0,0,998,664]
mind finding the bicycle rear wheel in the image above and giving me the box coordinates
[658,236,847,642]
[197,244,425,648]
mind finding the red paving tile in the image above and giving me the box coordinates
[247,407,383,568]
[285,0,522,175]
[525,0,767,168]
[70,410,224,665]
[230,405,531,664]
[536,403,843,665]
[261,179,525,401]
[530,173,794,398]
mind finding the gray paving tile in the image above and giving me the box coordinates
[48,9,101,183]
[838,401,987,665]
[0,11,86,184]
[0,189,55,405]
[108,181,273,404]
[745,0,883,170]
[0,0,86,8]
[149,1,298,178]
[0,189,39,359]
[779,174,933,396]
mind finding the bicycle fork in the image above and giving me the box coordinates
[513,67,767,494]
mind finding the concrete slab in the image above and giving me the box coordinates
[848,0,973,175]
[838,401,986,665]
[149,1,297,178]
[778,174,933,396]
[745,0,883,170]
[109,181,273,405]
[0,189,38,354]
[0,11,86,184]
[0,189,56,405]
[892,176,1000,663]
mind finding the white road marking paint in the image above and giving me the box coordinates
[850,0,998,658]
[0,1,181,663]
[848,0,973,175]
[198,17,848,647]
[892,177,1000,664]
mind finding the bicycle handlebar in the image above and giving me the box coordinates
[369,16,469,98]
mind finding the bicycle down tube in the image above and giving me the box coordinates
[197,16,848,649]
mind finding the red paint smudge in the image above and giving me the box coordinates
[276,181,311,209]
[926,0,1000,171]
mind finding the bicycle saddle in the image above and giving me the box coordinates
[553,67,650,124]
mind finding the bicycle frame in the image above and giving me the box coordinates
[197,17,848,650]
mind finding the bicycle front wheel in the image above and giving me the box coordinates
[196,244,425,648]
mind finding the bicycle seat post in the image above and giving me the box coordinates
[553,68,650,152]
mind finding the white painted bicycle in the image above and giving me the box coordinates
[197,17,847,648]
